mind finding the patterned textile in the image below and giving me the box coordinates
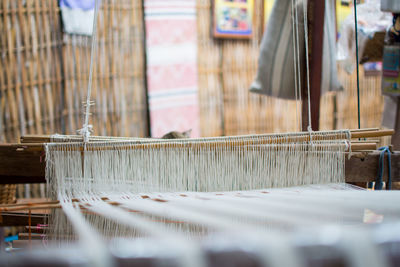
[144,0,200,137]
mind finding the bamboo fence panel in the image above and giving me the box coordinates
[62,0,148,138]
[0,0,64,143]
[333,67,384,130]
[196,0,225,137]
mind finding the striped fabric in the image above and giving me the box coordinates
[144,0,200,137]
[250,0,342,100]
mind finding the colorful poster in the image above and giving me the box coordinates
[213,0,254,39]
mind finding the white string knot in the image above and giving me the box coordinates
[83,100,96,107]
[342,130,352,159]
[344,140,349,151]
[346,140,352,160]
[77,124,93,143]
[307,125,313,143]
[344,130,351,142]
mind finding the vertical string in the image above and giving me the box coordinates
[291,0,299,130]
[302,0,312,131]
[295,0,302,128]
[80,0,101,142]
[353,0,361,129]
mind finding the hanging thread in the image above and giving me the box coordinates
[302,0,312,132]
[353,0,361,129]
[78,0,101,143]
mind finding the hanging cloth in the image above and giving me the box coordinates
[381,0,400,13]
[249,0,342,100]
[60,0,95,36]
[144,0,200,137]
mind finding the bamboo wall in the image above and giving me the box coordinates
[0,0,64,142]
[0,0,148,144]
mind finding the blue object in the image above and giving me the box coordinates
[59,0,95,10]
[4,235,18,242]
[375,146,392,190]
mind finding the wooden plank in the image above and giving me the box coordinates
[0,144,45,184]
[0,212,45,226]
[25,225,46,234]
[0,142,398,184]
[345,152,400,183]
[18,232,43,240]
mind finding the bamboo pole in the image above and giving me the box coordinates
[350,129,394,139]
[8,140,377,153]
[20,129,395,145]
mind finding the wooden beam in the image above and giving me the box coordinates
[0,145,397,184]
[345,152,400,183]
[0,144,45,184]
[0,212,45,227]
[308,0,325,131]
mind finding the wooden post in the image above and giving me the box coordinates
[141,0,151,137]
[302,0,325,131]
[393,97,400,150]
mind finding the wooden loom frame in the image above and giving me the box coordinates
[0,1,399,230]
[0,128,396,186]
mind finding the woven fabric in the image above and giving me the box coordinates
[144,0,200,137]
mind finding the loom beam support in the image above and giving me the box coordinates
[302,0,325,131]
[0,212,45,227]
[0,145,398,184]
[0,144,45,184]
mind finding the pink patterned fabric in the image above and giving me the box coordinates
[144,0,200,137]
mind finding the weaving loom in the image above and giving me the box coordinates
[1,0,400,266]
